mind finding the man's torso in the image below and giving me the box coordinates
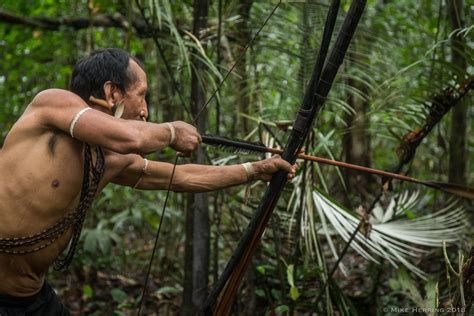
[0,103,123,296]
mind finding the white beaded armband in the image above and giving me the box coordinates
[69,107,91,138]
[165,122,176,145]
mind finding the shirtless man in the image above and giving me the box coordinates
[0,48,296,314]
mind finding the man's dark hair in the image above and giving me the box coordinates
[70,48,144,102]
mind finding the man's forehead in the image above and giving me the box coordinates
[128,59,147,88]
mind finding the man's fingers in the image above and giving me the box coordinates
[278,159,294,174]
[268,155,297,174]
[254,155,298,182]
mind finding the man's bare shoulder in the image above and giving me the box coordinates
[1,89,87,154]
[20,88,95,141]
[28,88,83,110]
[5,89,76,137]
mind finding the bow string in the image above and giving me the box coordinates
[134,1,282,313]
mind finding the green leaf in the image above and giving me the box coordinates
[156,286,180,294]
[110,288,128,303]
[286,264,295,287]
[98,230,112,254]
[275,305,290,313]
[290,286,300,301]
[405,210,416,219]
[83,285,93,299]
[271,288,281,300]
[388,278,400,291]
[424,280,438,309]
[396,268,424,306]
[83,229,98,253]
[255,289,265,298]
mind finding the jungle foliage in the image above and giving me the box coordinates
[0,0,472,315]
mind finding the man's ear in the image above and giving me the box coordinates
[103,81,123,109]
[103,81,126,118]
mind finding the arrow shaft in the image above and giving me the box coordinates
[201,135,473,199]
[293,152,424,186]
[201,134,426,187]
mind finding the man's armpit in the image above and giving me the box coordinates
[108,153,144,186]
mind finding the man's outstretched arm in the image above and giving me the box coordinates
[111,154,297,193]
[30,89,200,155]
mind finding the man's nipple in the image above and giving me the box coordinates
[51,179,60,189]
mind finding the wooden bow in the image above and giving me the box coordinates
[201,0,367,314]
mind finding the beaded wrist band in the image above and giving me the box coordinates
[133,158,149,189]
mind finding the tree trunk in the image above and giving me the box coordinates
[181,193,194,315]
[234,0,253,136]
[212,0,223,290]
[182,0,210,314]
[448,0,467,185]
[342,44,371,200]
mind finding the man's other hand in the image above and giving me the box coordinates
[169,121,202,155]
[252,155,297,182]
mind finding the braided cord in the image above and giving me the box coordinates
[0,144,105,272]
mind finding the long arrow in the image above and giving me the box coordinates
[201,134,474,200]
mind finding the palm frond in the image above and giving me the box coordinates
[311,189,467,279]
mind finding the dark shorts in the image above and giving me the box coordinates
[0,281,70,316]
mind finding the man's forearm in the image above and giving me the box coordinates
[130,155,294,191]
[172,164,250,193]
[134,122,172,155]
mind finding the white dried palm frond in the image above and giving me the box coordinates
[310,189,467,279]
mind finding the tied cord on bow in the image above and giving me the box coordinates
[134,1,282,314]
